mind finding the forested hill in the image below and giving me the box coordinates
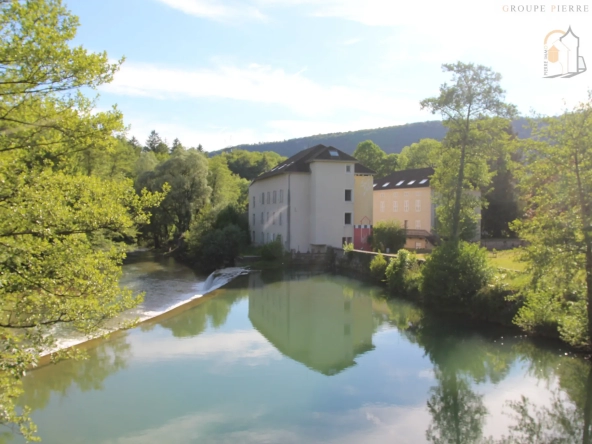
[210,119,531,158]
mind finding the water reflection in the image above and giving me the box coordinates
[248,271,375,375]
[14,263,592,444]
[20,334,131,411]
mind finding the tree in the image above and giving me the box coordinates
[208,155,249,211]
[511,93,592,348]
[143,130,169,159]
[136,150,211,248]
[222,149,285,181]
[171,137,185,156]
[0,1,162,439]
[353,140,398,178]
[420,62,516,242]
[371,220,406,253]
[398,139,442,170]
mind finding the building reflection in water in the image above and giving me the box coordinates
[248,270,374,375]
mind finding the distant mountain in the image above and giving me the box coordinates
[210,119,531,158]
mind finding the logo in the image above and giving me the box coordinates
[543,27,587,78]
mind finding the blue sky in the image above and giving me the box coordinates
[68,0,592,151]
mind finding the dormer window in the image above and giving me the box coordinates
[329,149,339,157]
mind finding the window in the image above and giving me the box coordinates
[261,232,264,243]
[279,212,282,225]
[393,192,399,199]
[267,212,269,223]
[419,178,428,184]
[346,165,351,173]
[279,189,284,203]
[404,200,409,212]
[277,234,282,244]
[272,212,275,224]
[266,192,270,204]
[261,192,264,204]
[345,213,352,224]
[415,241,423,249]
[273,190,276,203]
[252,196,255,208]
[382,182,390,188]
[261,212,264,224]
[329,149,339,157]
[408,180,416,185]
[404,191,409,198]
[415,220,421,228]
[396,180,404,186]
[345,189,352,201]
[380,201,385,212]
[267,232,270,242]
[252,214,255,226]
[273,233,276,241]
[393,201,398,212]
[415,199,421,212]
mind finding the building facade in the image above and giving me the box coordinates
[248,144,374,252]
[373,168,437,250]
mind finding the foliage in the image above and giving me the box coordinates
[352,140,398,178]
[0,0,163,439]
[385,249,422,297]
[371,220,406,253]
[369,253,388,283]
[343,242,354,252]
[191,224,247,272]
[208,155,249,211]
[143,130,169,160]
[135,150,210,247]
[421,62,516,241]
[260,239,284,261]
[220,149,286,181]
[510,93,592,348]
[398,138,442,170]
[421,241,494,308]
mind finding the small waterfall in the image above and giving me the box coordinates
[203,271,216,293]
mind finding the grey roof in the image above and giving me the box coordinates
[373,167,434,190]
[252,144,375,183]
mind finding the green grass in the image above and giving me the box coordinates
[488,249,526,272]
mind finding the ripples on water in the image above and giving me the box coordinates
[15,253,592,444]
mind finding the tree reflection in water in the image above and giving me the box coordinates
[19,334,132,412]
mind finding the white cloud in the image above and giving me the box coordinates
[131,329,282,365]
[155,0,267,22]
[104,61,419,118]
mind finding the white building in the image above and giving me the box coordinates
[248,144,375,252]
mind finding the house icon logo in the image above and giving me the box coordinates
[544,27,587,78]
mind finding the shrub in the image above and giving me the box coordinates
[190,224,247,272]
[369,253,388,283]
[260,239,284,261]
[343,242,354,261]
[385,249,422,297]
[372,221,406,253]
[421,240,493,309]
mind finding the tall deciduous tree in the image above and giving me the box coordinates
[398,139,442,170]
[353,140,398,178]
[135,150,211,248]
[0,0,162,439]
[511,94,592,348]
[421,62,516,242]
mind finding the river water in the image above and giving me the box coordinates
[12,252,592,443]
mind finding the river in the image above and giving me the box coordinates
[12,251,592,443]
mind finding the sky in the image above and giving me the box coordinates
[67,0,592,151]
